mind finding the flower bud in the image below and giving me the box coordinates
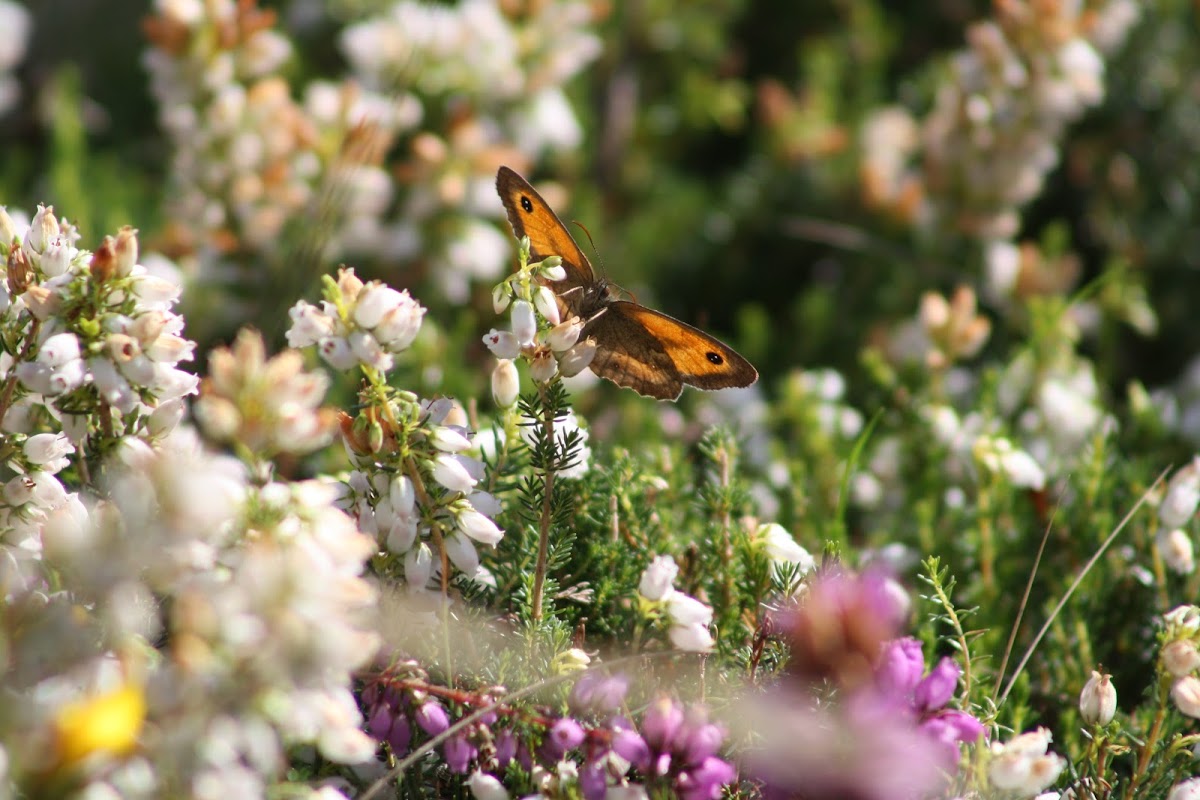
[492,283,512,315]
[539,257,567,282]
[639,555,678,601]
[405,543,433,587]
[1159,528,1195,575]
[1170,777,1200,800]
[551,648,591,674]
[0,206,16,246]
[468,771,510,800]
[114,226,138,277]
[1172,675,1200,718]
[1163,640,1200,677]
[1161,459,1200,529]
[28,204,59,253]
[7,246,32,294]
[1079,670,1116,726]
[456,507,503,545]
[511,300,536,346]
[491,359,519,407]
[533,285,561,326]
[89,236,118,282]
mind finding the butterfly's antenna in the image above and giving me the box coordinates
[571,219,634,300]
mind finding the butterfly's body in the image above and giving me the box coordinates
[496,167,757,401]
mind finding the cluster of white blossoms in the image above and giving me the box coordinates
[987,728,1067,796]
[0,200,388,798]
[287,268,426,373]
[286,269,504,588]
[342,396,504,585]
[337,0,603,302]
[860,0,1140,241]
[1162,606,1200,721]
[1,205,198,426]
[143,0,414,262]
[638,555,716,653]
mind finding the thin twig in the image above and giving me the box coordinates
[992,486,1065,700]
[997,468,1169,707]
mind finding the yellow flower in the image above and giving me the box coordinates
[52,683,146,768]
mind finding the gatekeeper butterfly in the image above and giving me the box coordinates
[496,167,758,401]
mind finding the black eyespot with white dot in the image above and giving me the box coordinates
[521,196,533,213]
[706,352,723,365]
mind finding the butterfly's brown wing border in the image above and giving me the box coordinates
[586,302,759,400]
[496,166,594,292]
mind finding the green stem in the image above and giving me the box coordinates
[531,387,556,623]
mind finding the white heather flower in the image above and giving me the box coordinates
[1161,458,1200,529]
[483,328,520,359]
[547,316,584,352]
[558,338,596,378]
[468,771,510,800]
[1166,605,1200,627]
[24,433,74,473]
[1170,777,1200,800]
[989,728,1066,794]
[1079,670,1116,726]
[530,349,557,383]
[668,620,716,653]
[431,426,472,453]
[371,289,425,350]
[639,555,678,601]
[444,531,480,576]
[974,436,1046,490]
[666,592,713,629]
[37,332,82,367]
[533,285,561,326]
[318,337,359,371]
[755,523,815,575]
[1162,640,1200,678]
[287,301,336,347]
[347,329,393,372]
[1159,528,1195,575]
[431,453,478,494]
[405,543,434,587]
[511,300,537,346]
[456,507,503,546]
[491,359,519,407]
[1172,676,1200,718]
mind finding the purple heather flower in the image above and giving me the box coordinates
[914,657,960,712]
[611,725,651,771]
[677,756,737,800]
[367,703,393,740]
[742,688,954,800]
[678,719,724,766]
[920,710,985,750]
[415,700,450,736]
[494,728,517,767]
[387,714,412,756]
[552,717,586,751]
[444,732,477,773]
[580,759,608,800]
[572,672,631,715]
[776,568,909,688]
[876,637,926,696]
[641,696,685,752]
